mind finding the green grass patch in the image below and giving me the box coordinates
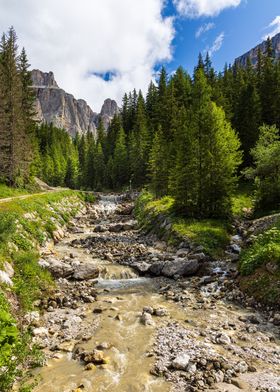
[0,189,84,390]
[172,218,230,258]
[0,183,31,199]
[231,182,254,218]
[239,270,280,306]
[13,251,54,311]
[136,191,230,258]
[238,219,280,305]
[239,224,280,276]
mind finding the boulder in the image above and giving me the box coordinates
[148,261,165,276]
[161,259,200,278]
[46,257,73,278]
[73,263,100,280]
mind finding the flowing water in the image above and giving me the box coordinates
[31,197,280,392]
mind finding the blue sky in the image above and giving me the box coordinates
[1,0,279,110]
[162,0,280,75]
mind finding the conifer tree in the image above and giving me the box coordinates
[112,127,128,188]
[149,126,170,196]
[0,28,25,185]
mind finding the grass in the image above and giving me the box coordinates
[0,183,31,199]
[136,191,230,258]
[172,218,230,257]
[0,188,88,390]
[239,224,280,276]
[238,219,280,305]
[231,182,254,218]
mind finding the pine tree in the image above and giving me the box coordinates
[18,47,36,178]
[0,28,24,185]
[112,127,128,188]
[94,142,105,190]
[172,69,241,217]
[149,126,170,196]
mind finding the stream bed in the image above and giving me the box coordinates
[30,196,280,392]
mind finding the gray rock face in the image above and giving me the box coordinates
[235,32,280,67]
[31,69,119,137]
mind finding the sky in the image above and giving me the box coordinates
[0,0,279,111]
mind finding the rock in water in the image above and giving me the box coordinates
[161,259,200,278]
[72,263,100,280]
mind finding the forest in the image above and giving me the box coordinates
[1,27,280,218]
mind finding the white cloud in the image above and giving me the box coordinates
[173,0,241,18]
[195,22,215,38]
[263,16,280,40]
[206,32,225,56]
[0,0,174,111]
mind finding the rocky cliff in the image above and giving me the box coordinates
[31,70,119,136]
[235,32,280,67]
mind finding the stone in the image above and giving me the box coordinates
[143,306,154,315]
[154,308,168,317]
[25,311,40,324]
[45,257,73,278]
[234,361,248,374]
[32,327,49,337]
[140,312,154,326]
[214,370,225,383]
[187,362,197,373]
[72,263,100,280]
[161,259,200,278]
[172,353,191,370]
[0,270,13,286]
[148,261,165,276]
[216,333,231,345]
[57,341,76,352]
[94,225,107,233]
[247,314,261,324]
[3,262,14,278]
[272,313,280,326]
[176,248,189,257]
[83,350,107,364]
[230,244,241,254]
[84,363,96,371]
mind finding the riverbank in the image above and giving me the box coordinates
[0,190,87,391]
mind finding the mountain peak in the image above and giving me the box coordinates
[31,69,119,136]
[31,69,59,88]
[235,32,280,67]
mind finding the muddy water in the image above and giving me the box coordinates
[34,285,181,392]
[33,199,187,392]
[32,198,280,392]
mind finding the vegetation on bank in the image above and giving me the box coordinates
[239,222,280,305]
[135,191,231,258]
[0,190,85,391]
[0,184,34,199]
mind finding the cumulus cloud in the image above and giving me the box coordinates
[206,32,225,56]
[263,16,280,40]
[195,22,215,38]
[173,0,241,18]
[0,0,174,111]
